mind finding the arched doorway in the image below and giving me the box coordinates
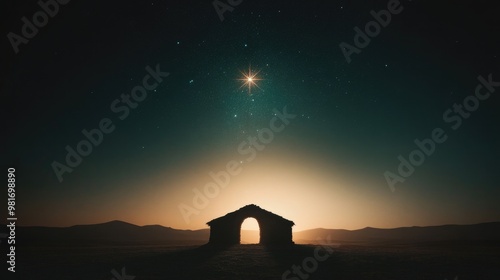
[240,217,260,244]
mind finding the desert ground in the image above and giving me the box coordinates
[12,241,500,280]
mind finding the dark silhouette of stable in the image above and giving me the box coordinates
[207,204,294,245]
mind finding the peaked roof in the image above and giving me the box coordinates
[207,204,295,226]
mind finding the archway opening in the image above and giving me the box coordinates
[240,217,260,244]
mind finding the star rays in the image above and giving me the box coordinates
[238,66,263,95]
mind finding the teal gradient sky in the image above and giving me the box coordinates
[3,0,500,231]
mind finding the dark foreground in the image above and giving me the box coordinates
[10,241,500,280]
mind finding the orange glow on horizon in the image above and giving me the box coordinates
[18,151,497,232]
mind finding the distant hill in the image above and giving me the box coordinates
[10,220,210,245]
[2,221,500,246]
[293,222,500,244]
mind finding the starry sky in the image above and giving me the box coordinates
[2,0,500,231]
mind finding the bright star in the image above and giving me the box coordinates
[238,66,262,95]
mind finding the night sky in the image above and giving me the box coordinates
[2,0,500,231]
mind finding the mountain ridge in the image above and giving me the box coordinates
[2,221,500,245]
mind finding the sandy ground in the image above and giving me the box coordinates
[10,242,500,280]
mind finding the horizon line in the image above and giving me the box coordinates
[3,219,500,232]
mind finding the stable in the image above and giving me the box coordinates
[207,204,294,245]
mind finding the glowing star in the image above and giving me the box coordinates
[238,66,263,95]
